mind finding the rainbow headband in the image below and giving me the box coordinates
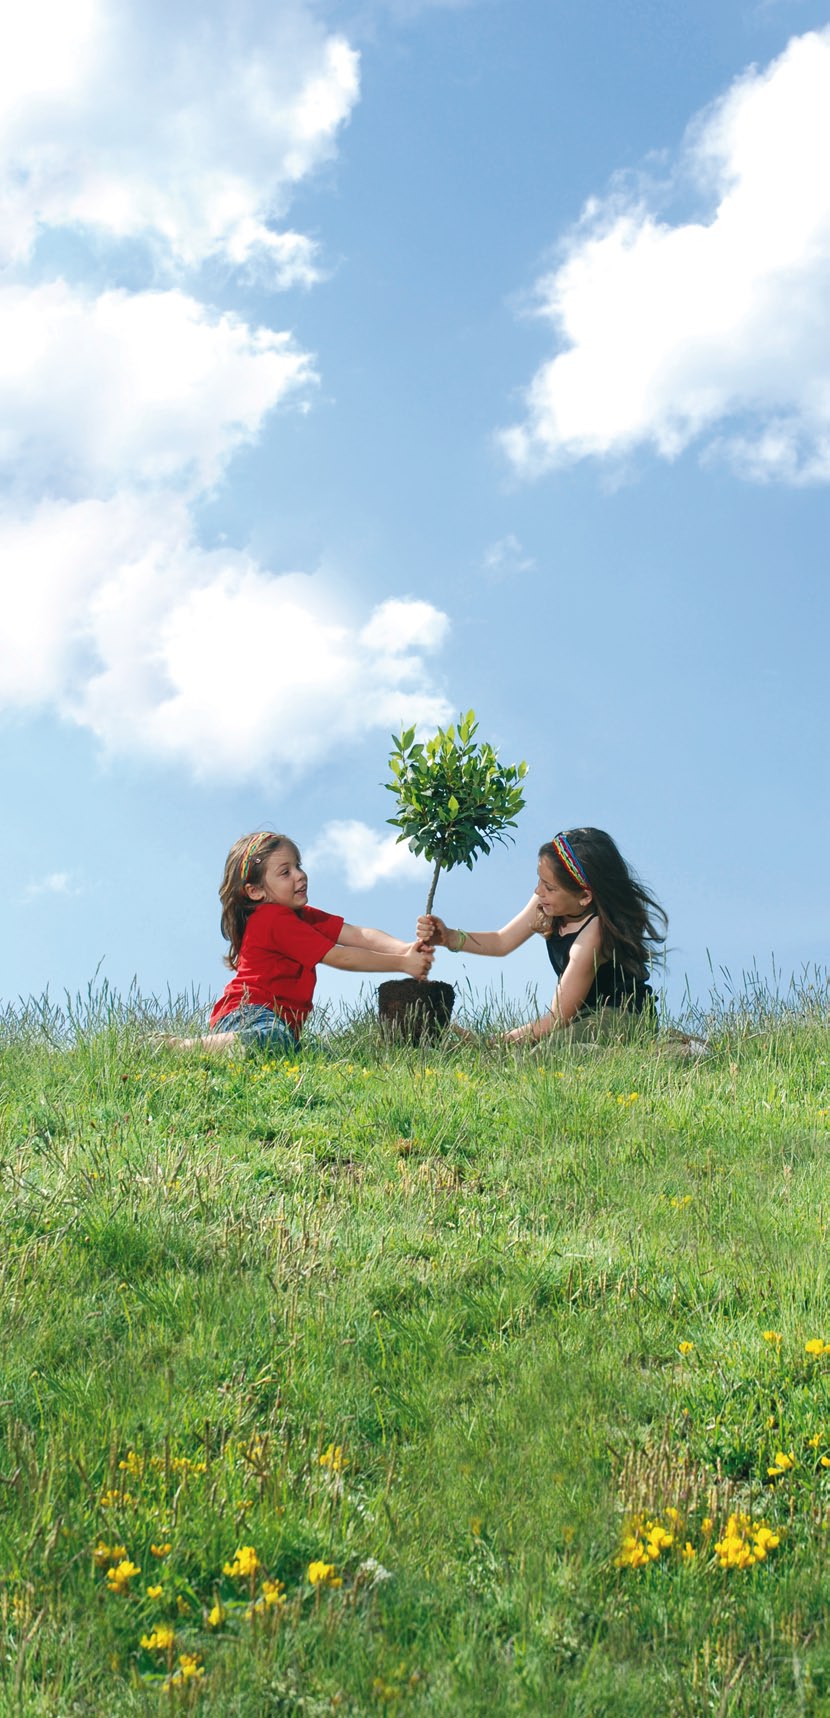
[240,832,274,883]
[551,832,589,891]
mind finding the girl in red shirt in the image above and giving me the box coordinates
[199,830,432,1050]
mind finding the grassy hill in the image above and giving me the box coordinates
[1,991,830,1714]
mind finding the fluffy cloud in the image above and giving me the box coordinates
[0,3,453,785]
[0,0,359,280]
[0,282,315,494]
[501,29,830,484]
[360,599,450,656]
[305,821,428,890]
[0,493,451,779]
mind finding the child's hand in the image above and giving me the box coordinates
[416,914,448,947]
[403,942,435,980]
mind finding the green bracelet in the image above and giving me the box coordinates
[451,930,468,953]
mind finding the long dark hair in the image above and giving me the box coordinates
[538,827,667,979]
[219,832,300,969]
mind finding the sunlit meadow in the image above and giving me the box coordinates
[1,975,830,1714]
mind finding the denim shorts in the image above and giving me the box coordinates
[209,1005,299,1052]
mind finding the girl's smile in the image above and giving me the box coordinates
[250,846,309,909]
[535,858,592,920]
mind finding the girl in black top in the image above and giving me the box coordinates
[417,827,667,1045]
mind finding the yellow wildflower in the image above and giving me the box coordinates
[808,1434,822,1448]
[92,1541,126,1568]
[615,1515,673,1569]
[105,1558,140,1595]
[714,1512,780,1569]
[678,1341,695,1356]
[753,1525,781,1560]
[261,1579,286,1608]
[223,1545,260,1580]
[806,1339,827,1355]
[821,1456,830,1469]
[167,1653,205,1686]
[171,1455,207,1476]
[146,1584,164,1600]
[99,1488,135,1509]
[681,1542,697,1563]
[763,1330,782,1344]
[118,1451,144,1478]
[176,1595,191,1615]
[319,1443,349,1473]
[207,1601,225,1629]
[150,1543,172,1559]
[308,1560,342,1587]
[141,1625,175,1652]
[701,1517,713,1535]
[647,1525,673,1556]
[767,1450,796,1478]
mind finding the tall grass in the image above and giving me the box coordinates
[0,978,829,1713]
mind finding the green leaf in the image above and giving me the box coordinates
[384,715,527,898]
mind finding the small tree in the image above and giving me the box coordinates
[385,710,528,918]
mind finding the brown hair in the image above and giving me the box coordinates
[219,832,301,969]
[537,827,667,978]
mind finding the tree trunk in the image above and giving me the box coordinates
[424,855,442,918]
[377,852,453,1045]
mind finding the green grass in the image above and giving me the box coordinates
[1,987,830,1714]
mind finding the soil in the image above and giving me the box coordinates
[377,979,456,1045]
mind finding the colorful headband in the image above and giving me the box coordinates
[551,832,590,891]
[240,832,273,883]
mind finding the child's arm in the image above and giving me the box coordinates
[504,920,604,1044]
[417,896,538,958]
[322,943,433,980]
[336,923,426,957]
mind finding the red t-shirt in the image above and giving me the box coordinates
[210,903,344,1033]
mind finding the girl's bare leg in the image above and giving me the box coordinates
[156,1031,240,1052]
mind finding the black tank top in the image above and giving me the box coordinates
[545,912,653,1013]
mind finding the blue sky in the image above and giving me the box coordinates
[2,0,829,1022]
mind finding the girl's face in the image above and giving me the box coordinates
[248,845,308,909]
[535,856,592,918]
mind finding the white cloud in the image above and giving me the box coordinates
[501,29,830,484]
[481,534,536,581]
[0,4,455,789]
[23,872,82,902]
[360,599,450,654]
[0,282,315,495]
[305,821,428,890]
[0,493,451,780]
[0,0,359,281]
